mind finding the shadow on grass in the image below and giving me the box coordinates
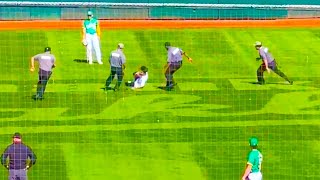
[249,82,262,85]
[73,59,87,63]
[157,85,180,91]
[265,82,293,85]
[247,81,292,85]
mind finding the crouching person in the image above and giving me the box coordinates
[126,66,148,89]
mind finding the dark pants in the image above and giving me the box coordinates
[165,61,182,87]
[105,67,123,89]
[257,60,290,84]
[36,69,52,98]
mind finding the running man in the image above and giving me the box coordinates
[82,10,103,65]
[1,133,37,180]
[30,47,56,100]
[241,137,263,180]
[105,43,126,91]
[254,41,293,85]
[125,66,149,89]
[163,42,192,90]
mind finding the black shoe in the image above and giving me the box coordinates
[125,81,134,87]
[33,95,43,101]
[165,85,174,91]
[167,82,176,87]
[251,82,265,85]
[104,86,113,91]
[289,81,293,85]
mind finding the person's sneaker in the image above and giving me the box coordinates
[289,81,293,85]
[125,81,133,87]
[98,62,103,65]
[88,61,93,65]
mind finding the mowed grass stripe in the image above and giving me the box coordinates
[221,29,257,75]
[0,84,17,92]
[0,31,48,81]
[32,145,69,180]
[0,119,318,135]
[64,143,204,180]
[1,90,320,121]
[40,82,218,92]
[1,79,318,92]
[0,82,219,92]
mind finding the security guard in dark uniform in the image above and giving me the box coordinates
[1,133,37,180]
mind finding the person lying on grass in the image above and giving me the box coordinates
[125,66,148,89]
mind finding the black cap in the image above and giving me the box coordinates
[44,47,51,52]
[140,66,148,73]
[13,132,21,139]
[164,42,171,47]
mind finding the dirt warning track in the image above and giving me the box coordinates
[0,19,319,30]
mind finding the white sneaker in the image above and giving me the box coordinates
[89,61,93,64]
[98,62,103,65]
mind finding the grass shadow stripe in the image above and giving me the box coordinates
[0,119,318,135]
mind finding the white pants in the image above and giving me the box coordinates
[85,33,102,64]
[133,75,148,88]
[248,172,262,180]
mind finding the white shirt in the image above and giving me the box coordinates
[133,72,148,88]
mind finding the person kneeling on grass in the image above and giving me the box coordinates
[125,66,148,89]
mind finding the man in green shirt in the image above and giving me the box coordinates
[82,10,103,65]
[241,137,263,180]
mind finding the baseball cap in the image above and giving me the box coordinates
[164,42,171,47]
[13,132,21,139]
[87,10,93,16]
[44,47,51,52]
[254,41,262,46]
[118,43,124,49]
[249,137,258,146]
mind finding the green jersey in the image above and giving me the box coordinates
[83,18,98,35]
[247,149,263,173]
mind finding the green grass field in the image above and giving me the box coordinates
[0,28,319,180]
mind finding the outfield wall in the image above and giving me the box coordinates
[0,0,319,20]
[1,0,319,4]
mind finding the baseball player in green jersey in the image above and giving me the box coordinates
[82,10,103,65]
[242,137,263,180]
